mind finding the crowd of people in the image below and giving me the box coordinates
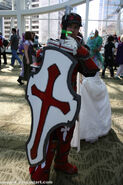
[0,28,123,81]
[102,34,123,79]
[0,11,123,185]
[0,29,41,84]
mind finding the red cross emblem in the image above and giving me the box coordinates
[30,64,70,159]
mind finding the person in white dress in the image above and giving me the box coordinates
[71,31,111,151]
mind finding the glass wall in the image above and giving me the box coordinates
[0,0,123,43]
[77,0,122,39]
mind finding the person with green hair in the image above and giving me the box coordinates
[87,30,104,69]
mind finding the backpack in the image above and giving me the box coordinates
[3,39,9,47]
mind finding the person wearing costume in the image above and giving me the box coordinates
[115,34,123,79]
[71,31,111,150]
[29,12,99,184]
[86,30,104,69]
[102,35,115,78]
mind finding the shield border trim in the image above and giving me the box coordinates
[26,46,81,166]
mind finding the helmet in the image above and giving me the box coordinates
[62,13,82,27]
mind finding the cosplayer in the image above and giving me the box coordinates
[71,31,111,150]
[86,30,104,69]
[102,35,115,78]
[27,9,99,184]
[115,34,123,79]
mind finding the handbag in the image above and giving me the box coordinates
[3,39,9,47]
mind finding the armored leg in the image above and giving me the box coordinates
[54,125,78,175]
[29,135,57,183]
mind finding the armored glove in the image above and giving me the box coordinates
[64,36,78,55]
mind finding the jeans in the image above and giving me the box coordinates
[11,49,22,66]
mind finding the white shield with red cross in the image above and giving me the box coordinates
[26,46,80,166]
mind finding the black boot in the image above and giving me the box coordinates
[17,77,24,85]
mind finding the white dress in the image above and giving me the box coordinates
[71,73,111,151]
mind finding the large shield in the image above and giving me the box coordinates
[26,46,81,166]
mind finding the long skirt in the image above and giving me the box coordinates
[71,73,111,151]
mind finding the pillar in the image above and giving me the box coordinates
[117,11,121,36]
[84,0,89,43]
[15,0,25,37]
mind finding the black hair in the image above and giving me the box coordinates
[12,28,16,33]
[107,35,114,42]
[24,31,32,40]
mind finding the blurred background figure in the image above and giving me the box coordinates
[87,30,103,69]
[18,33,25,56]
[33,35,39,49]
[17,33,25,85]
[115,35,123,79]
[7,28,22,67]
[113,36,119,71]
[0,32,7,69]
[17,31,36,85]
[102,35,115,78]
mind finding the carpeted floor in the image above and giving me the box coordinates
[0,62,123,185]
